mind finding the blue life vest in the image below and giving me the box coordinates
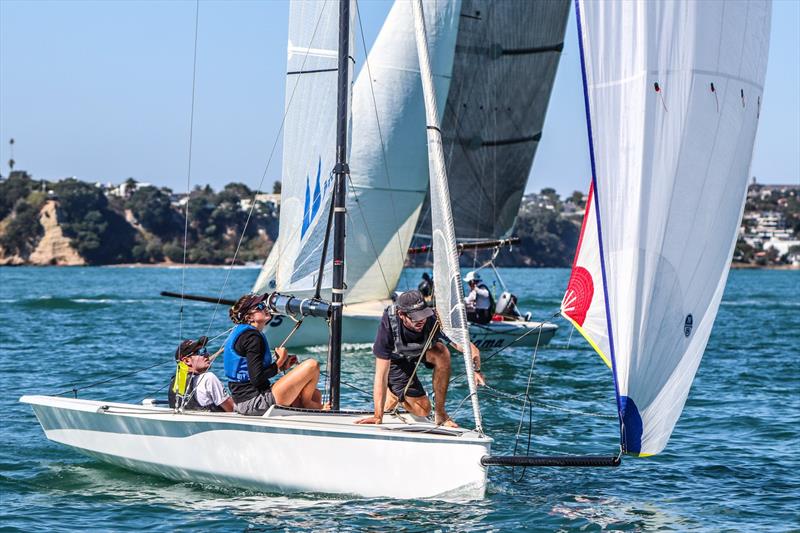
[223,324,271,383]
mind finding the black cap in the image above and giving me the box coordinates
[231,293,269,324]
[175,336,209,360]
[396,290,434,321]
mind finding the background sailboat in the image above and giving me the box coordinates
[257,0,565,350]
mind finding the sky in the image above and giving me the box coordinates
[1,0,798,198]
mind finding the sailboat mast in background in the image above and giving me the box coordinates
[327,0,352,411]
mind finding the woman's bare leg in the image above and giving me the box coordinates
[271,359,320,407]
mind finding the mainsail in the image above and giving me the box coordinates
[255,0,351,295]
[256,0,461,301]
[414,0,570,241]
[562,0,771,456]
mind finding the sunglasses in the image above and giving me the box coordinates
[184,348,209,359]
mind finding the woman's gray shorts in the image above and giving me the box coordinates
[234,390,276,416]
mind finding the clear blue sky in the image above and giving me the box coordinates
[1,0,798,197]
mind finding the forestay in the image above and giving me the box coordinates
[255,0,352,295]
[415,0,570,241]
[413,0,481,430]
[562,0,771,456]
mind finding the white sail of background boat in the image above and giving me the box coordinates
[258,0,561,350]
[561,0,772,456]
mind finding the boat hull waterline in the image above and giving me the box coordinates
[20,395,492,499]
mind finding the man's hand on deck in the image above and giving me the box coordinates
[355,415,383,424]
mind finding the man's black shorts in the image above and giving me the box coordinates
[387,357,434,399]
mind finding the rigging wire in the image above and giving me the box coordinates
[202,0,331,337]
[53,327,234,399]
[179,0,201,341]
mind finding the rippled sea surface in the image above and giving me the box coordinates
[1,266,798,531]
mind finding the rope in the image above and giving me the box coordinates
[389,320,440,418]
[53,327,234,400]
[178,0,200,341]
[448,311,561,389]
[510,311,544,482]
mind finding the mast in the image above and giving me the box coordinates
[327,0,351,411]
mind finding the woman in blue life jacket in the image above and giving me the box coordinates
[224,293,324,416]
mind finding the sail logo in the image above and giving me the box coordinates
[561,266,594,326]
[684,314,693,337]
[300,157,333,240]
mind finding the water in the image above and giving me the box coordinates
[1,266,798,531]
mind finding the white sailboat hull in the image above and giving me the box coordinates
[266,300,558,350]
[20,395,492,499]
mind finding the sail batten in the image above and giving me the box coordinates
[563,0,771,457]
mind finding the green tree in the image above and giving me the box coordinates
[0,172,35,221]
[52,179,134,264]
[127,185,176,235]
[0,200,43,257]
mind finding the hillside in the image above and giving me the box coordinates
[1,173,797,268]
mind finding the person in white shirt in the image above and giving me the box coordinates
[464,271,493,324]
[168,336,234,412]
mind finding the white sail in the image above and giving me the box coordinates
[413,0,481,430]
[562,0,771,456]
[256,0,460,302]
[255,0,352,295]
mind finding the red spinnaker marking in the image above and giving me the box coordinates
[564,266,594,327]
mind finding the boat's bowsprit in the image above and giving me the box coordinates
[480,454,621,468]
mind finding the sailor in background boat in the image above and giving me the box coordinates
[417,272,434,302]
[464,271,494,324]
[224,294,325,415]
[169,336,234,412]
[356,290,485,427]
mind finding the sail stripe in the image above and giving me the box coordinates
[573,0,623,420]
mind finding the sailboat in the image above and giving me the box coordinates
[21,0,495,500]
[20,0,771,498]
[248,0,567,351]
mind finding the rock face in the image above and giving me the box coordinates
[27,201,85,266]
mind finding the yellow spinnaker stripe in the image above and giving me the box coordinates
[563,314,612,369]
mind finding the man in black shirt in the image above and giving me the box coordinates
[356,290,484,427]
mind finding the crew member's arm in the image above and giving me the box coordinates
[448,340,486,386]
[219,397,235,412]
[356,358,390,424]
[240,333,278,389]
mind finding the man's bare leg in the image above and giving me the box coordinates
[383,391,431,418]
[425,343,457,427]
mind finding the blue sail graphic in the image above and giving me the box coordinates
[300,157,323,240]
